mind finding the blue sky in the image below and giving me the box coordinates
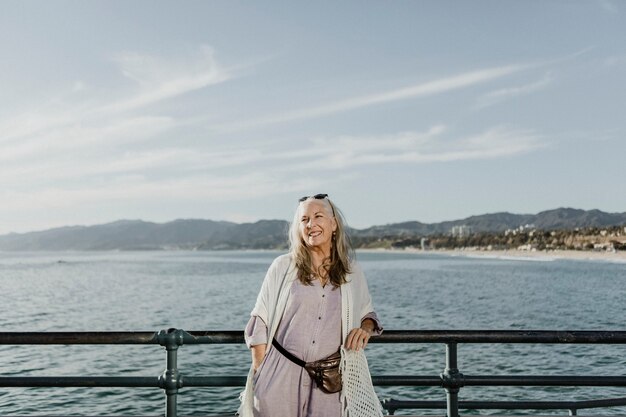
[1,1,625,235]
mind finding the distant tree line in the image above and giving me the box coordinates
[352,225,626,251]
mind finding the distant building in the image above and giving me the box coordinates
[505,224,536,236]
[451,225,472,237]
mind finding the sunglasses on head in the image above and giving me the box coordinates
[298,193,328,202]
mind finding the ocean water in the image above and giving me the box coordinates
[1,250,625,415]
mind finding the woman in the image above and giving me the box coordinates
[239,194,383,417]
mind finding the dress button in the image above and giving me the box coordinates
[312,340,315,344]
[322,294,325,298]
[318,316,321,320]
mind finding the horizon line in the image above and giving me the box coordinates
[1,206,624,237]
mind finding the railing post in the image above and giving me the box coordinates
[381,398,399,415]
[441,342,464,417]
[157,328,185,417]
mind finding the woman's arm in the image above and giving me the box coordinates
[251,343,267,373]
[245,316,269,372]
[345,263,383,351]
[360,318,376,334]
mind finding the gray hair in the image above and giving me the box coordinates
[288,196,354,286]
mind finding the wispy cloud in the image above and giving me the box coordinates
[0,145,266,188]
[604,54,626,68]
[0,116,176,164]
[598,0,619,14]
[0,45,231,147]
[1,123,545,190]
[0,45,234,193]
[474,73,553,109]
[101,46,230,114]
[276,126,545,171]
[0,47,551,234]
[216,64,531,132]
[0,119,545,214]
[0,171,329,214]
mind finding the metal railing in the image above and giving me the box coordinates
[1,330,626,417]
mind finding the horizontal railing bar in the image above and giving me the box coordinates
[4,375,626,388]
[0,332,159,345]
[0,376,249,388]
[0,377,158,387]
[372,375,442,386]
[383,397,626,411]
[185,331,245,344]
[375,330,626,344]
[183,376,247,386]
[377,375,626,387]
[464,375,626,386]
[0,331,247,345]
[3,330,626,345]
[0,330,626,345]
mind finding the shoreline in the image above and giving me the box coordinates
[361,247,626,263]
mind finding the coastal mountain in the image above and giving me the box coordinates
[352,209,626,237]
[0,208,624,251]
[0,219,288,251]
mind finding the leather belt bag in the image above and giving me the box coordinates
[272,338,342,394]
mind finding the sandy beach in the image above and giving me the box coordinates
[364,247,626,263]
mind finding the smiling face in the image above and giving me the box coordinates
[298,199,337,254]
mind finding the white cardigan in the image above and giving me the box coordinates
[238,254,383,417]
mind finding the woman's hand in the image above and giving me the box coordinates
[344,319,376,351]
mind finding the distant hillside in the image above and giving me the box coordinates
[0,219,288,251]
[351,208,626,237]
[0,208,624,251]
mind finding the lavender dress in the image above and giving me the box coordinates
[245,279,382,417]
